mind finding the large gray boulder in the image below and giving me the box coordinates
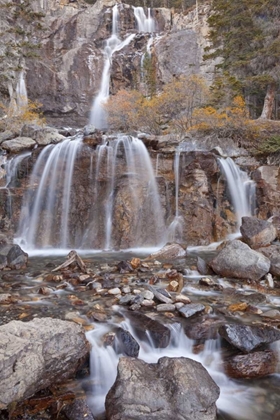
[105,357,220,420]
[210,240,270,281]
[240,216,277,249]
[0,318,89,409]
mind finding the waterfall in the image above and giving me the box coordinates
[218,157,256,231]
[16,135,165,252]
[16,137,83,250]
[86,313,262,420]
[133,7,155,33]
[167,147,185,243]
[89,5,135,129]
[16,71,28,110]
[82,135,165,250]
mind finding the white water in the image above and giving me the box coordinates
[219,157,256,231]
[3,152,31,188]
[90,5,135,128]
[133,7,155,33]
[82,134,166,250]
[16,136,83,250]
[86,314,263,420]
[16,71,28,110]
[16,135,165,252]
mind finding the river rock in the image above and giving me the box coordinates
[197,256,214,275]
[114,328,140,357]
[219,323,280,353]
[178,303,205,319]
[157,303,176,312]
[257,244,280,276]
[146,243,186,261]
[224,350,277,379]
[105,356,220,420]
[1,137,36,153]
[240,216,277,249]
[62,396,95,420]
[210,240,270,281]
[0,317,89,409]
[184,317,222,340]
[148,286,172,304]
[6,244,28,270]
[125,311,171,348]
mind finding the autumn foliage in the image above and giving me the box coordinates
[0,99,45,132]
[105,75,209,135]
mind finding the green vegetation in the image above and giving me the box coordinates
[205,0,280,120]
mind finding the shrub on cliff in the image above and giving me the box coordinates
[0,99,45,132]
[105,75,208,135]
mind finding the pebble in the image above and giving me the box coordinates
[157,303,176,312]
[175,294,191,304]
[141,299,155,307]
[141,290,154,300]
[108,287,121,295]
[122,286,131,294]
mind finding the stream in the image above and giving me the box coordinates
[1,249,280,420]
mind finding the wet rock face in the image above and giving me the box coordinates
[210,239,270,281]
[219,323,280,353]
[240,216,277,249]
[0,317,89,409]
[125,311,171,348]
[105,356,220,420]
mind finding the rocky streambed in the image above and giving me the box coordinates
[1,221,280,419]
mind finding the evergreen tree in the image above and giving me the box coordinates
[206,0,280,119]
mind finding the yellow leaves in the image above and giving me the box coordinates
[105,75,209,135]
[0,98,45,131]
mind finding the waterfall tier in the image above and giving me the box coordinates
[89,5,155,129]
[16,135,165,252]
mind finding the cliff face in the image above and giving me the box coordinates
[0,0,213,127]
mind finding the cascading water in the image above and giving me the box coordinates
[16,71,28,110]
[89,5,135,128]
[16,136,83,250]
[133,7,155,33]
[86,312,263,420]
[16,135,165,252]
[218,157,256,231]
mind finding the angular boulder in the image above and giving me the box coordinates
[105,357,220,420]
[146,243,186,261]
[210,240,270,281]
[224,350,277,379]
[114,328,140,357]
[1,137,36,153]
[240,216,277,249]
[0,318,89,409]
[6,244,28,270]
[257,244,280,276]
[219,323,280,353]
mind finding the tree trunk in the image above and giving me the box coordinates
[259,83,277,120]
